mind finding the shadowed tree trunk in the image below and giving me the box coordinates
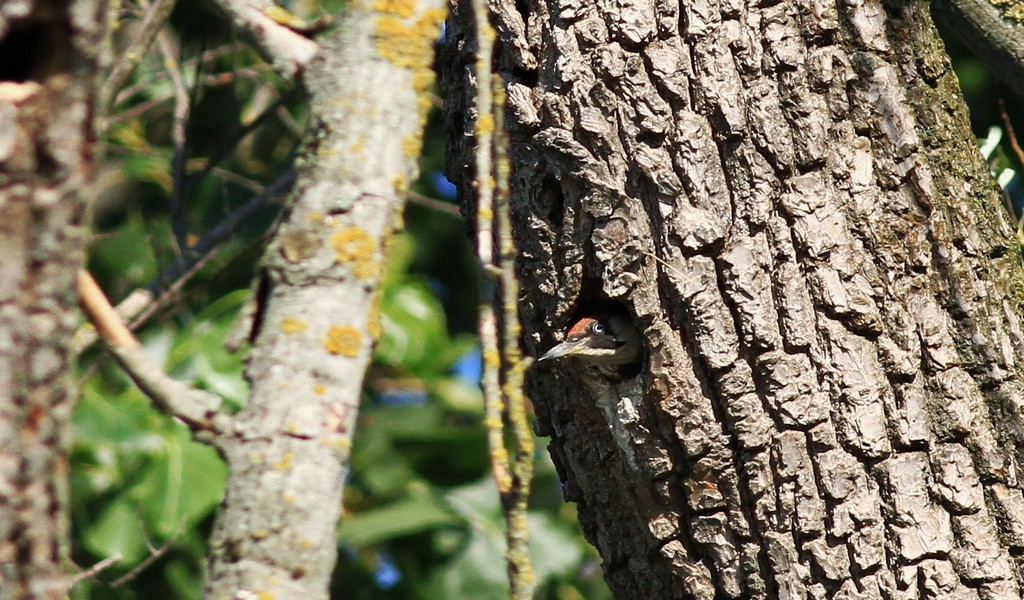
[0,2,104,598]
[444,0,1024,597]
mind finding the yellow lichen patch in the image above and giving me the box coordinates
[392,174,408,194]
[375,0,416,18]
[308,211,323,223]
[330,227,377,279]
[349,140,364,154]
[258,590,275,600]
[417,95,432,119]
[325,325,362,357]
[374,7,447,119]
[476,114,494,136]
[483,349,501,368]
[265,4,305,28]
[367,296,383,340]
[403,133,421,159]
[280,317,309,334]
[275,452,295,471]
[413,69,435,95]
[313,383,327,395]
[377,10,447,70]
[322,435,352,450]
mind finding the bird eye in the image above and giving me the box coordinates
[592,322,605,334]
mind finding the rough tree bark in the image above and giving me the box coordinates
[0,2,104,598]
[445,0,1024,598]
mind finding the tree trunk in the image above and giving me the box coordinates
[0,2,104,598]
[201,1,444,597]
[444,0,1024,597]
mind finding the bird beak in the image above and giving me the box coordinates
[538,338,588,361]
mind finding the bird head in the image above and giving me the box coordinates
[538,313,640,365]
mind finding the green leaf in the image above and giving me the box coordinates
[436,477,584,594]
[375,281,449,374]
[167,289,249,402]
[339,491,459,547]
[89,213,159,286]
[83,497,147,564]
[134,430,227,537]
[123,152,173,193]
[382,232,417,288]
[430,377,483,414]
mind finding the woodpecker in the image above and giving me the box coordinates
[538,313,640,365]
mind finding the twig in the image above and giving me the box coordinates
[999,98,1024,167]
[156,26,193,260]
[100,0,179,114]
[77,271,227,435]
[407,190,462,218]
[108,519,185,587]
[276,104,304,138]
[78,271,139,349]
[207,0,317,79]
[69,554,123,587]
[183,89,298,203]
[152,168,295,292]
[469,0,535,596]
[471,0,509,499]
[112,42,246,107]
[72,169,294,355]
[494,79,536,597]
[993,100,1024,240]
[210,166,266,194]
[104,95,173,130]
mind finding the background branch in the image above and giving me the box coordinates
[100,0,179,114]
[208,0,318,79]
[77,271,228,436]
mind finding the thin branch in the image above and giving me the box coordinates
[183,88,298,202]
[407,190,462,218]
[78,270,139,349]
[69,554,123,587]
[73,169,294,355]
[108,519,186,587]
[210,166,267,194]
[152,167,295,291]
[471,0,510,501]
[155,26,193,259]
[472,1,496,273]
[113,42,246,107]
[999,98,1024,167]
[208,0,318,79]
[494,79,536,600]
[104,95,173,130]
[77,271,227,435]
[276,104,304,138]
[100,0,179,114]
[469,0,535,596]
[933,0,1024,101]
